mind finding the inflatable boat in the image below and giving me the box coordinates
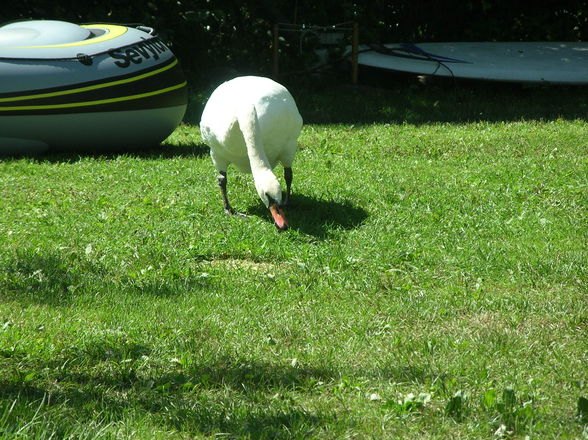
[0,20,188,154]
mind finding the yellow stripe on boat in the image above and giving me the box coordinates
[0,81,187,111]
[0,59,180,103]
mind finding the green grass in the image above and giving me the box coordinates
[1,78,587,439]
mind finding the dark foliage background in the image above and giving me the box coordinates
[2,1,587,86]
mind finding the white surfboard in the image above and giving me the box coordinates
[357,42,588,84]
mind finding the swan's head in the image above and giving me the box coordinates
[254,170,288,232]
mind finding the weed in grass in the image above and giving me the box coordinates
[578,396,588,424]
[480,387,538,437]
[445,390,468,421]
[382,392,432,418]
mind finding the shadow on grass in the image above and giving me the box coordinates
[0,251,98,306]
[247,193,369,239]
[0,345,452,437]
[0,141,209,163]
[0,249,222,306]
[0,357,337,438]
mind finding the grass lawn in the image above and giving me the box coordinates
[1,76,587,439]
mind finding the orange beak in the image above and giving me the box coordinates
[269,203,288,232]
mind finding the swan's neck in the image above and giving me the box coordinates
[239,105,272,176]
[245,132,271,175]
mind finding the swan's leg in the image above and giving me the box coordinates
[284,167,293,205]
[281,140,297,206]
[217,171,234,215]
[217,171,247,217]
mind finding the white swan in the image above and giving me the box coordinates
[200,76,303,231]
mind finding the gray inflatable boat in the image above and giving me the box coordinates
[0,20,188,154]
